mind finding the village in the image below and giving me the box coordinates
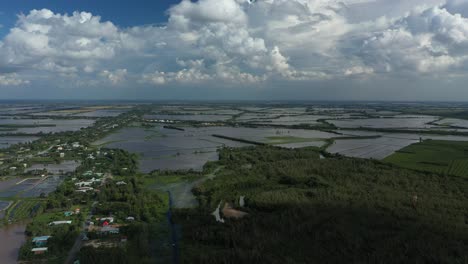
[0,107,168,263]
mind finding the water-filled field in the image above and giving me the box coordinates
[144,114,232,122]
[329,115,438,129]
[0,136,39,148]
[328,131,468,159]
[0,118,94,134]
[25,160,80,175]
[435,118,468,128]
[20,176,64,197]
[0,178,40,197]
[0,176,64,198]
[95,125,339,172]
[73,109,129,117]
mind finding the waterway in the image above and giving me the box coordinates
[0,223,27,264]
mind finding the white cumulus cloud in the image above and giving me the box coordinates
[0,0,467,93]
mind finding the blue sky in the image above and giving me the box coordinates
[0,0,177,37]
[1,0,468,100]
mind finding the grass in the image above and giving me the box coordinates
[384,140,468,178]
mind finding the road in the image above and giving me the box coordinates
[64,201,97,264]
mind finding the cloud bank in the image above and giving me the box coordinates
[0,0,467,99]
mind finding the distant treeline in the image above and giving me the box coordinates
[163,125,185,131]
[212,134,266,145]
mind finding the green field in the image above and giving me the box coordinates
[5,200,44,222]
[384,140,468,177]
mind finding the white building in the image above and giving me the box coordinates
[49,221,72,226]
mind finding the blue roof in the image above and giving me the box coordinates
[32,236,51,242]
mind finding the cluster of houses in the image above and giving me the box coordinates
[31,236,51,255]
[147,119,176,123]
[47,141,84,160]
[73,170,105,193]
[31,208,82,254]
[86,216,135,237]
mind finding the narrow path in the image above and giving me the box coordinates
[167,191,179,264]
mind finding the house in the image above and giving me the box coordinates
[75,208,80,214]
[31,247,48,255]
[60,153,65,158]
[64,211,74,217]
[75,178,100,187]
[116,181,127,186]
[75,181,92,187]
[83,171,93,177]
[72,142,80,148]
[49,221,72,226]
[32,236,51,247]
[76,187,94,193]
[100,226,120,234]
[99,217,114,223]
[126,216,135,221]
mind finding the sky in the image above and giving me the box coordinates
[1,0,468,101]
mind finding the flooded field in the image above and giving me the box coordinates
[435,118,468,128]
[329,115,438,129]
[73,109,129,117]
[20,176,64,197]
[253,115,336,125]
[328,131,468,159]
[0,176,64,198]
[0,118,94,134]
[25,160,80,175]
[95,125,339,172]
[0,136,39,148]
[144,114,232,122]
[94,126,249,172]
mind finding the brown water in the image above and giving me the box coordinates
[0,223,27,264]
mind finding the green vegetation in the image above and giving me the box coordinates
[385,140,468,177]
[18,146,168,263]
[266,136,323,145]
[5,200,44,223]
[175,146,467,263]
